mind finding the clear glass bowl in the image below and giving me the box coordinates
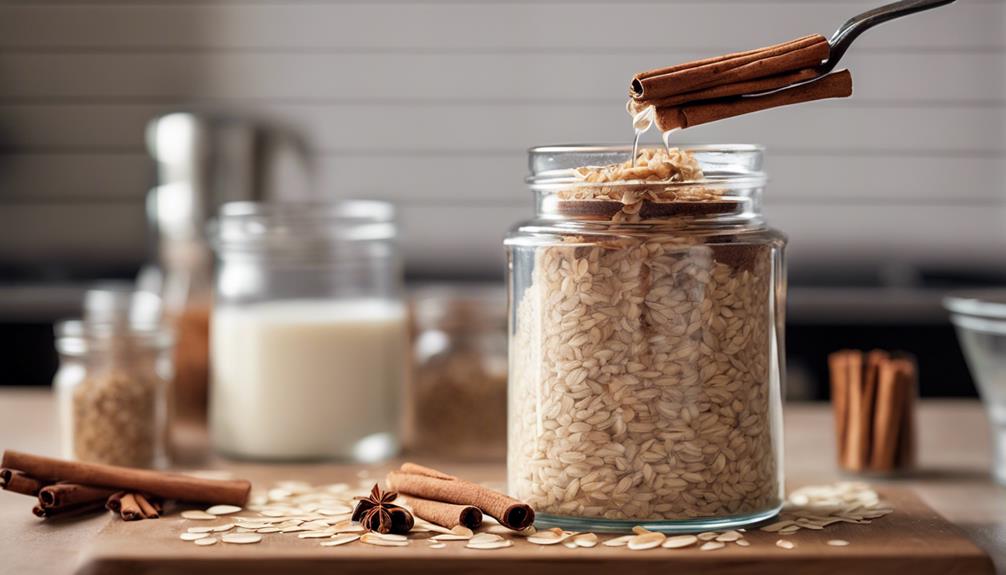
[945,290,1006,485]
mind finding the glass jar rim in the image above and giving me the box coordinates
[211,200,397,252]
[527,143,766,189]
[54,319,173,356]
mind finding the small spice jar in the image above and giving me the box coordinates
[209,201,407,461]
[505,145,786,532]
[54,288,172,468]
[409,286,508,460]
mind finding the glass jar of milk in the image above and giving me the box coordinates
[209,201,406,461]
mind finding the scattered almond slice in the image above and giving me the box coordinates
[180,532,209,541]
[317,505,354,516]
[222,534,263,544]
[181,510,216,520]
[661,534,698,549]
[194,537,218,546]
[776,539,796,550]
[321,534,361,547]
[779,525,801,535]
[573,533,599,548]
[451,526,475,538]
[827,539,850,547]
[428,542,447,549]
[631,525,652,535]
[700,541,726,551]
[627,532,666,551]
[206,505,242,516]
[562,540,579,549]
[212,523,236,532]
[467,537,513,550]
[716,530,742,542]
[187,526,215,534]
[257,527,281,534]
[697,531,720,541]
[375,533,409,542]
[360,533,409,547]
[527,531,575,545]
[735,539,751,547]
[299,531,337,539]
[603,534,634,547]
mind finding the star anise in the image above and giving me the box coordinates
[352,484,414,535]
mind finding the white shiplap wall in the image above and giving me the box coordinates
[0,0,1004,277]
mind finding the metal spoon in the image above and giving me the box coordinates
[819,0,957,74]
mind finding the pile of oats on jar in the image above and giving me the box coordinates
[508,147,781,522]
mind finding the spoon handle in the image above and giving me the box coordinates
[820,0,957,74]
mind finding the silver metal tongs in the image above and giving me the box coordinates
[818,0,957,74]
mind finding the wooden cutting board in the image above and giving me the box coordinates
[75,486,992,575]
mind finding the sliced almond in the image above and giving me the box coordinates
[222,534,263,544]
[360,533,409,547]
[206,505,242,516]
[700,541,726,551]
[697,531,720,541]
[467,537,513,550]
[760,520,796,532]
[735,539,751,547]
[827,539,850,547]
[212,523,236,532]
[257,527,281,534]
[716,530,742,542]
[573,533,599,548]
[299,531,336,539]
[375,533,409,542]
[187,526,215,534]
[318,505,354,516]
[180,532,209,541]
[428,542,447,549]
[181,510,216,520]
[603,534,634,547]
[661,534,698,549]
[627,532,666,551]
[194,537,218,546]
[321,534,360,547]
[776,539,796,550]
[631,525,652,535]
[527,531,574,545]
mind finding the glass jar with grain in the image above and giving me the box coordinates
[505,145,786,532]
[54,287,172,468]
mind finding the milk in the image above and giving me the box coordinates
[210,299,407,461]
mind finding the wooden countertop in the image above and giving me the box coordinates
[1,389,1004,574]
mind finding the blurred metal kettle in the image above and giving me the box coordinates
[145,112,314,249]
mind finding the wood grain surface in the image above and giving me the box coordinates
[1,390,1003,574]
[75,482,992,575]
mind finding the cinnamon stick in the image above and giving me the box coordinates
[32,499,105,519]
[654,70,852,131]
[38,483,117,510]
[405,495,483,530]
[860,350,888,467]
[118,493,144,521]
[134,493,161,519]
[843,349,865,471]
[871,358,905,471]
[2,450,250,506]
[0,468,48,497]
[386,463,534,530]
[896,359,918,469]
[632,68,819,111]
[828,351,850,463]
[631,34,829,100]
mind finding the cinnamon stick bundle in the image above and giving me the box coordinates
[828,350,918,473]
[653,70,852,131]
[2,450,251,506]
[631,34,830,101]
[106,491,163,520]
[404,495,483,530]
[386,463,533,530]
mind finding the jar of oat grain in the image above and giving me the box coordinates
[506,144,786,532]
[55,290,172,468]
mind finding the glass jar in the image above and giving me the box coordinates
[209,201,407,461]
[409,286,508,460]
[54,288,172,468]
[505,145,786,532]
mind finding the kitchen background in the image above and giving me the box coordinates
[0,0,1003,398]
